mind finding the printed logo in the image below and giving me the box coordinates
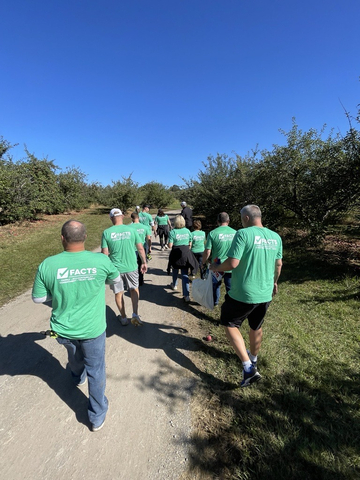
[219,234,235,241]
[57,268,69,279]
[176,234,189,241]
[254,236,278,248]
[56,267,97,284]
[111,232,131,240]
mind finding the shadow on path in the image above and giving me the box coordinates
[106,306,237,395]
[0,332,89,426]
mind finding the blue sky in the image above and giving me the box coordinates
[1,0,359,188]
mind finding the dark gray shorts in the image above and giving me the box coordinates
[220,294,271,330]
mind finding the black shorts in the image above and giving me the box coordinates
[220,294,271,330]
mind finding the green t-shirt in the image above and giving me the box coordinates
[190,230,206,253]
[205,226,236,271]
[130,222,151,247]
[139,211,154,227]
[169,227,191,246]
[155,215,169,226]
[227,226,283,303]
[101,224,141,273]
[32,250,119,339]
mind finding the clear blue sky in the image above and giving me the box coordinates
[1,0,359,188]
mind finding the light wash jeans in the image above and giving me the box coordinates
[57,331,108,428]
[172,268,190,297]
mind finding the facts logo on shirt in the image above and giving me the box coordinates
[56,267,97,283]
[254,236,278,249]
[57,268,69,279]
[111,232,131,240]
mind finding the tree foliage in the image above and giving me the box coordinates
[254,121,360,239]
[183,153,255,228]
[138,181,173,209]
[101,175,138,213]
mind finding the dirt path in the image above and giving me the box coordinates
[0,211,202,480]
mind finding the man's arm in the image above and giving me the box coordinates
[136,243,148,274]
[32,294,52,304]
[202,248,211,265]
[273,259,283,296]
[209,257,239,272]
[101,247,109,256]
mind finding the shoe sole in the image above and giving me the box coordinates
[241,372,261,387]
[76,377,88,387]
[131,318,143,327]
[92,419,105,432]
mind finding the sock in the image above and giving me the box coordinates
[248,352,257,363]
[243,360,253,373]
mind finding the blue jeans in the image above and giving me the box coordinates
[172,268,190,297]
[57,331,108,427]
[212,272,232,306]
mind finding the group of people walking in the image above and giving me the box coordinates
[31,201,282,431]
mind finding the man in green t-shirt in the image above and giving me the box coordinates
[101,208,147,327]
[210,205,283,387]
[130,212,151,286]
[202,212,236,305]
[32,220,120,432]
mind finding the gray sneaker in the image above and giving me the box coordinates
[118,316,129,326]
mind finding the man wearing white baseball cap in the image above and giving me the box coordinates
[101,208,147,326]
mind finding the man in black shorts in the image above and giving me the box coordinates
[210,205,282,387]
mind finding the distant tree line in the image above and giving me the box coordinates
[2,107,359,243]
[0,137,184,224]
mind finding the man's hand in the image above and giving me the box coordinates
[140,263,148,274]
[272,283,278,296]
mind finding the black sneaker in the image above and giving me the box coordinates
[240,366,261,387]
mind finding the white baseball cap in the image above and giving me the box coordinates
[109,208,123,217]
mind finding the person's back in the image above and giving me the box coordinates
[130,220,151,248]
[102,223,140,274]
[229,226,282,303]
[34,250,118,339]
[206,224,236,264]
[180,202,193,229]
[169,226,191,246]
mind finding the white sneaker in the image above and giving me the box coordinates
[131,314,143,326]
[164,245,169,249]
[170,283,177,290]
[118,316,129,326]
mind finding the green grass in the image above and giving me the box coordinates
[1,212,359,479]
[186,245,360,480]
[0,206,117,306]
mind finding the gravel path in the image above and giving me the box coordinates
[0,211,200,480]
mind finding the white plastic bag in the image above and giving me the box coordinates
[191,271,214,310]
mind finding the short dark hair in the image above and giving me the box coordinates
[217,212,229,224]
[131,212,139,221]
[61,220,86,243]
